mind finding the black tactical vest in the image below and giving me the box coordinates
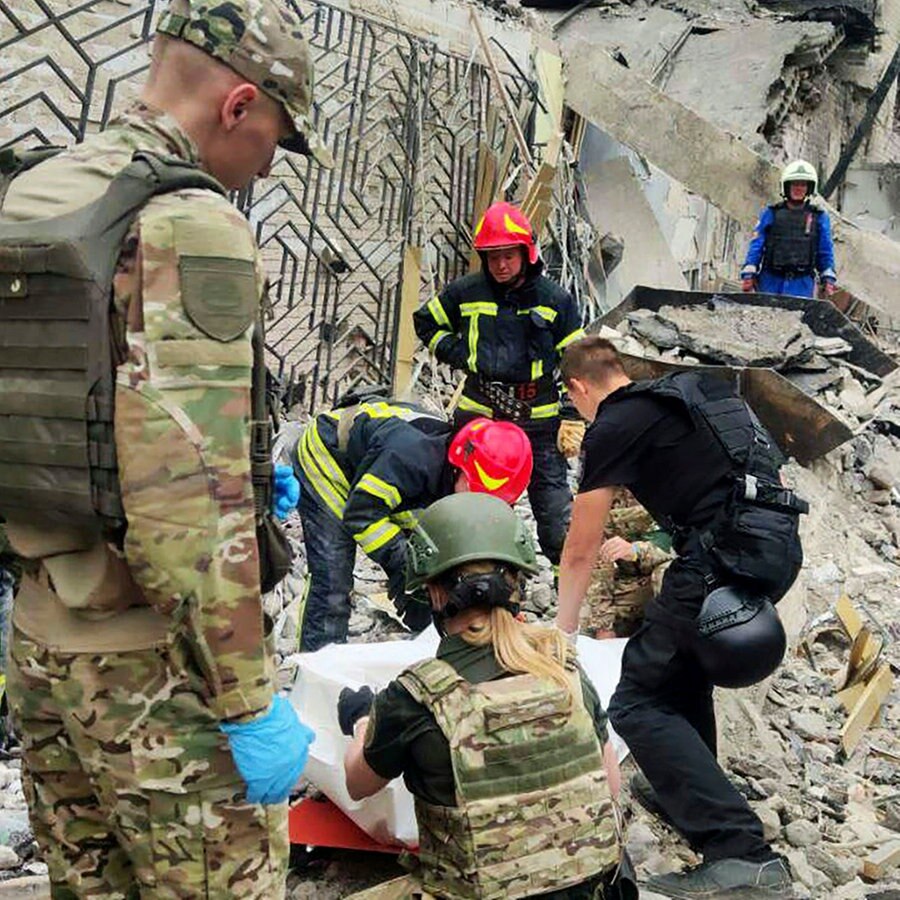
[0,149,288,586]
[620,372,806,597]
[763,203,818,274]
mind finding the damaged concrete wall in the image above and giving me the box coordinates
[563,47,900,319]
[842,163,900,239]
[579,153,688,307]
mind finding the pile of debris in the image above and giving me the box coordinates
[607,292,900,432]
[623,448,900,898]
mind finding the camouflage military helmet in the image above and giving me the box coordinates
[406,493,539,590]
[157,0,333,166]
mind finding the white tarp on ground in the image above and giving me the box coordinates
[289,627,630,848]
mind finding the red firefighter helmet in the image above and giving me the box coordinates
[448,418,533,505]
[473,201,539,265]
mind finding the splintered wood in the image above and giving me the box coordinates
[834,595,894,755]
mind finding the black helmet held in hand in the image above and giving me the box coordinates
[693,586,786,689]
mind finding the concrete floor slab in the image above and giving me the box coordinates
[580,156,688,308]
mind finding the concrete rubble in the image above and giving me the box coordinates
[608,293,900,437]
[2,0,900,896]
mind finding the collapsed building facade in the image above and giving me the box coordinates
[2,0,900,896]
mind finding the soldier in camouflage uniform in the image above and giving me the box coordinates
[582,490,672,639]
[337,494,630,900]
[0,1,328,896]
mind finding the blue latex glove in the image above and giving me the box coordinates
[272,464,300,520]
[220,695,315,804]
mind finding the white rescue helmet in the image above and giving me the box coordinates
[781,159,818,199]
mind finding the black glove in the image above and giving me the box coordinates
[375,540,409,601]
[337,686,375,737]
[396,591,432,633]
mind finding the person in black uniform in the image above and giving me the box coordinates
[413,201,586,575]
[555,337,803,899]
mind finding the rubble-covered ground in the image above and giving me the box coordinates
[3,378,900,898]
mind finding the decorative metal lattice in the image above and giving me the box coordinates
[0,0,531,412]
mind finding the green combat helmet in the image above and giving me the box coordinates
[406,493,538,590]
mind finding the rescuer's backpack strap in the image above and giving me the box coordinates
[617,372,807,597]
[0,151,226,539]
[0,145,66,207]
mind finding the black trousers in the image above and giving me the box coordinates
[608,553,775,863]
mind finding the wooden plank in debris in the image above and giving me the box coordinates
[840,663,893,755]
[469,8,534,177]
[393,246,422,396]
[494,97,530,202]
[862,839,900,881]
[470,144,498,273]
[562,45,900,320]
[534,44,565,146]
[837,681,867,714]
[836,594,864,638]
[839,626,884,692]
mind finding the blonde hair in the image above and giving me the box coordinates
[452,563,574,705]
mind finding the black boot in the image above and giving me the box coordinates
[645,857,793,899]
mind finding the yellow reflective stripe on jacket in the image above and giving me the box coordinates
[459,303,497,372]
[458,395,494,416]
[428,330,452,353]
[297,424,349,519]
[391,510,419,529]
[357,400,422,421]
[531,359,544,380]
[518,305,558,323]
[427,295,451,327]
[357,473,402,510]
[306,418,351,492]
[354,517,402,554]
[556,327,586,351]
[531,402,560,420]
[459,302,498,316]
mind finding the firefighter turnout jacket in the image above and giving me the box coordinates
[296,402,453,583]
[413,260,584,423]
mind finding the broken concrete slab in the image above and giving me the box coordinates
[661,21,838,136]
[554,6,691,79]
[600,286,897,377]
[579,157,688,307]
[629,299,818,368]
[758,0,879,45]
[561,47,900,319]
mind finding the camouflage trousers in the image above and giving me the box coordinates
[6,627,288,899]
[345,873,613,899]
[582,570,653,638]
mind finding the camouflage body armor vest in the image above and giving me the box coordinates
[0,148,289,591]
[397,657,619,900]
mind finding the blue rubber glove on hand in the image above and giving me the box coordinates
[272,464,300,520]
[220,695,315,804]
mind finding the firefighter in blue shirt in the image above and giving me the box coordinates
[741,159,837,299]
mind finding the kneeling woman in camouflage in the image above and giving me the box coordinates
[338,493,633,900]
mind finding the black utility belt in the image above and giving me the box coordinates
[466,374,557,422]
[473,374,555,402]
